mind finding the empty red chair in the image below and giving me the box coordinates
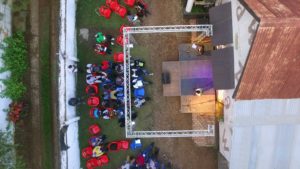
[124,0,135,7]
[116,35,124,46]
[98,154,109,164]
[99,6,112,19]
[106,0,119,11]
[101,61,110,70]
[85,85,99,96]
[86,155,109,169]
[82,146,93,159]
[114,52,124,63]
[86,158,97,169]
[107,140,130,152]
[119,24,128,34]
[88,96,100,107]
[89,124,101,135]
[115,5,127,18]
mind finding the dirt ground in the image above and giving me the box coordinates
[134,0,218,169]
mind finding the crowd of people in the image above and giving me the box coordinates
[120,143,169,169]
[71,0,170,168]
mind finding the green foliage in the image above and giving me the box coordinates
[0,79,26,101]
[0,131,27,169]
[12,0,30,12]
[0,32,28,101]
[1,32,28,81]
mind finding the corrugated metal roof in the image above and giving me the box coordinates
[220,89,300,169]
[235,0,300,99]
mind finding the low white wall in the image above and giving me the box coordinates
[58,0,80,168]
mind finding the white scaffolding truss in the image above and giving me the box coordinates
[123,25,214,138]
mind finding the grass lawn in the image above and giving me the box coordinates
[39,3,54,169]
[76,0,153,168]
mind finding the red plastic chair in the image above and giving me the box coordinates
[89,107,102,119]
[86,155,109,169]
[107,140,129,152]
[86,158,98,169]
[87,96,100,107]
[119,24,128,34]
[89,124,101,135]
[99,6,112,19]
[101,61,110,70]
[116,35,124,46]
[115,5,127,18]
[114,52,124,63]
[98,154,109,164]
[82,146,93,159]
[106,0,120,11]
[124,0,135,7]
[85,85,99,96]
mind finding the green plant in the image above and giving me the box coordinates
[0,32,28,101]
[0,131,27,169]
[0,79,26,101]
[12,0,30,12]
[0,32,28,81]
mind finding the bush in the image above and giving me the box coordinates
[0,32,28,101]
[0,32,28,81]
[0,79,26,101]
[0,131,27,169]
[12,0,30,12]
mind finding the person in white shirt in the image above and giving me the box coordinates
[86,74,103,84]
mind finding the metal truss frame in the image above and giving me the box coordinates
[123,25,214,138]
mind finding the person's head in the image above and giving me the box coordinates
[127,11,131,15]
[68,65,73,69]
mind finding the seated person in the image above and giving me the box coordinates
[127,11,141,25]
[94,43,112,55]
[92,146,105,157]
[134,98,146,108]
[135,1,150,17]
[192,43,204,55]
[89,135,106,147]
[86,74,104,84]
[95,32,115,45]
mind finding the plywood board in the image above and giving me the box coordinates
[180,95,216,114]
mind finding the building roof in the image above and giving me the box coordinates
[235,0,300,99]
